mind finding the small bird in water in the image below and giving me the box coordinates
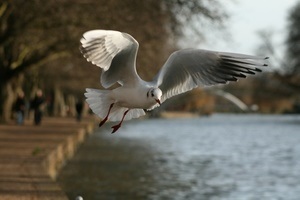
[80,30,268,133]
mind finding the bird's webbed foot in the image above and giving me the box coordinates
[111,124,121,134]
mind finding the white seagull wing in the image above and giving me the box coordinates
[153,49,268,102]
[80,30,140,88]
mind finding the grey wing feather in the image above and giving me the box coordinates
[80,30,140,88]
[153,49,268,102]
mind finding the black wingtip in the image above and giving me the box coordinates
[227,77,238,82]
[255,68,262,72]
[239,73,247,78]
[247,70,256,75]
[263,64,268,66]
[265,56,269,59]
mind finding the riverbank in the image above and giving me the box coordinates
[0,117,95,200]
[159,111,200,118]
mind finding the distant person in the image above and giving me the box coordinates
[14,91,26,125]
[31,89,45,125]
[75,98,84,122]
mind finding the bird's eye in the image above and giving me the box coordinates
[151,92,154,97]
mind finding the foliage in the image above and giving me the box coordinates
[278,1,300,91]
[286,1,300,74]
[0,0,228,122]
[256,2,300,93]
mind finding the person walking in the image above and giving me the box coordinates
[75,98,84,122]
[14,91,26,125]
[31,89,45,125]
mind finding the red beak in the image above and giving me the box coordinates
[155,99,161,105]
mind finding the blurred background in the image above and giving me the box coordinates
[1,1,300,200]
[1,0,299,123]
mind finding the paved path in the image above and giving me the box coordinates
[0,117,95,200]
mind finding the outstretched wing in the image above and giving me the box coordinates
[153,49,268,102]
[80,30,141,88]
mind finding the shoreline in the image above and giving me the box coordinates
[0,117,95,200]
[159,111,200,118]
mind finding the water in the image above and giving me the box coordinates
[58,114,300,200]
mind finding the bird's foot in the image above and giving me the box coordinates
[111,124,121,134]
[99,103,115,127]
[110,109,129,134]
[99,117,108,127]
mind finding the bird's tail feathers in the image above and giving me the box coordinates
[108,107,145,122]
[84,88,145,122]
[85,88,113,120]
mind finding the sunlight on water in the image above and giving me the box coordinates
[58,114,300,200]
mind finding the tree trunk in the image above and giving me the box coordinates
[66,94,76,117]
[3,82,15,122]
[0,73,28,123]
[53,86,66,117]
[0,80,15,123]
[0,81,6,123]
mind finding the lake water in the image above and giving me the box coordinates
[57,114,300,200]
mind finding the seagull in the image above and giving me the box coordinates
[80,30,268,133]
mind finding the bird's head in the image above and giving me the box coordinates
[147,88,162,105]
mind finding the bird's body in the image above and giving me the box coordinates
[111,83,157,109]
[80,29,268,133]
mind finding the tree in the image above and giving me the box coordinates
[0,0,228,122]
[281,1,300,91]
[1,1,81,121]
[255,2,300,92]
[287,1,300,74]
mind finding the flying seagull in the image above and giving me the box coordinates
[80,30,268,133]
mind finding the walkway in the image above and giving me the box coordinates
[0,117,95,200]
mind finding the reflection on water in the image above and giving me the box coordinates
[57,114,300,200]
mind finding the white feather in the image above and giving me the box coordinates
[80,30,132,71]
[80,30,269,131]
[84,88,145,122]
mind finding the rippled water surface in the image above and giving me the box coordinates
[58,114,300,200]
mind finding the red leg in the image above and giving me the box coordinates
[99,103,114,127]
[111,109,130,134]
